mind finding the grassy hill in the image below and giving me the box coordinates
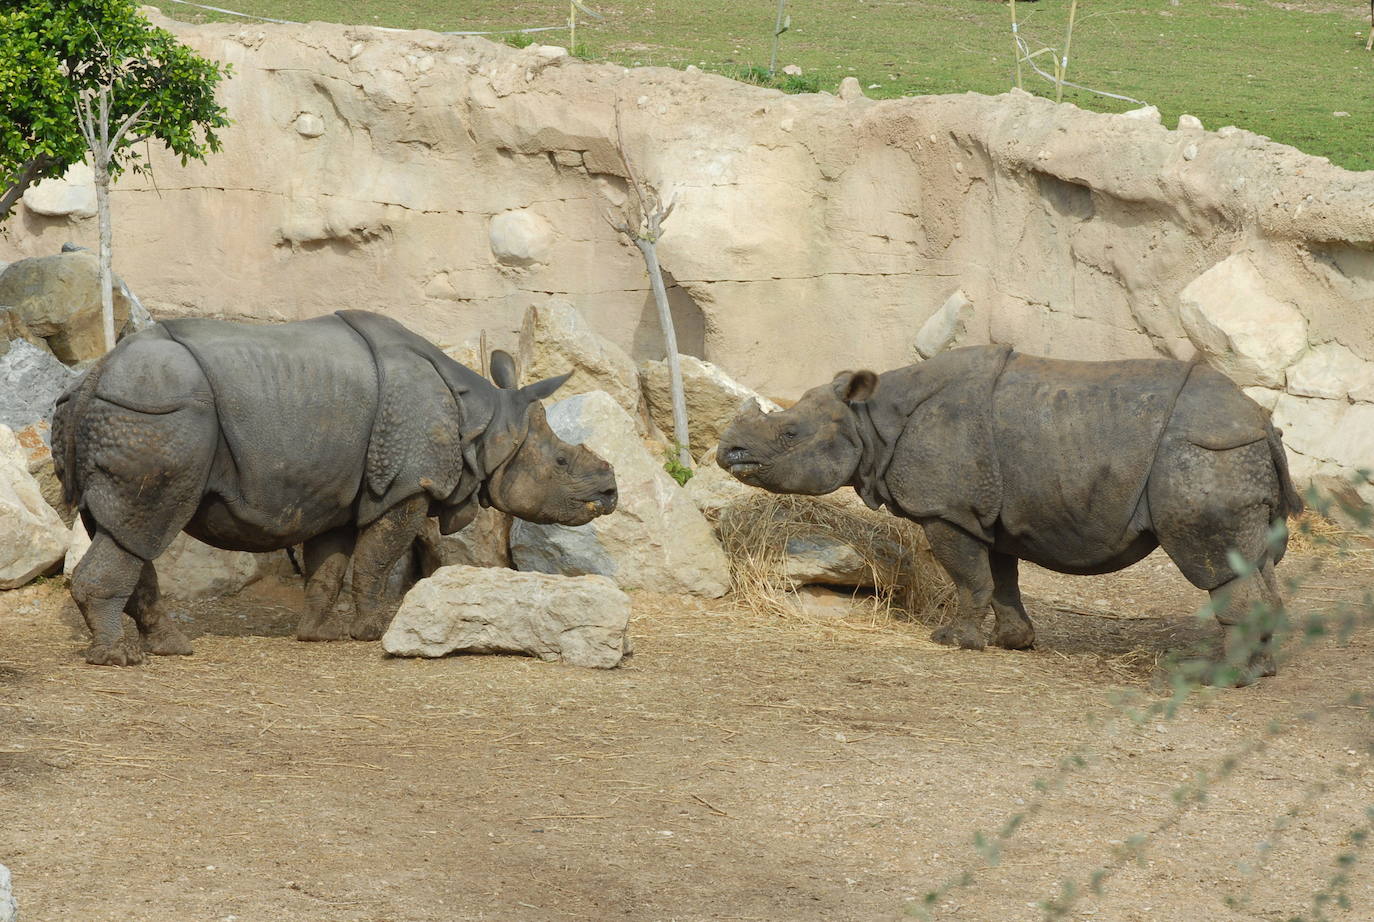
[160,0,1374,171]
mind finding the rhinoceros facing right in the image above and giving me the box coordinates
[717,345,1304,685]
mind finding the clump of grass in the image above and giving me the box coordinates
[715,493,955,623]
[730,65,822,95]
[501,32,538,50]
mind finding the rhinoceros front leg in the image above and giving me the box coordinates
[71,530,147,666]
[921,519,990,650]
[989,551,1035,650]
[126,561,193,656]
[296,527,356,642]
[348,495,429,641]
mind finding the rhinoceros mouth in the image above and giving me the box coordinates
[729,461,763,478]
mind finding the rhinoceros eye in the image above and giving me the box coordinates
[782,427,798,443]
[556,454,569,468]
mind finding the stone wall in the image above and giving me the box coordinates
[3,9,1372,499]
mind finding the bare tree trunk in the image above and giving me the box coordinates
[94,158,116,353]
[634,236,691,469]
[0,155,58,223]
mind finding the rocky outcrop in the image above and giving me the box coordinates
[4,13,1374,499]
[0,251,132,363]
[640,355,780,457]
[382,565,632,668]
[517,299,645,427]
[510,390,729,597]
[0,425,66,589]
[0,340,77,433]
[416,509,512,571]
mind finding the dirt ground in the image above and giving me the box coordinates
[3,546,1374,922]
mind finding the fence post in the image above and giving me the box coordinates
[1056,0,1079,103]
[1010,0,1022,90]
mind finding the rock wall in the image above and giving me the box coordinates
[3,9,1373,499]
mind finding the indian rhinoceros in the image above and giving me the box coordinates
[52,310,618,666]
[717,345,1304,684]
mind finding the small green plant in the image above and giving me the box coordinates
[502,32,537,49]
[664,444,693,486]
[731,65,821,95]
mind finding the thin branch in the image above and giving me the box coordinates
[109,101,150,152]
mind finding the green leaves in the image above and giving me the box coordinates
[0,0,229,221]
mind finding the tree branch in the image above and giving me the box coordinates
[109,101,151,152]
[0,155,59,222]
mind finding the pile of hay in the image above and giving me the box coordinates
[715,493,956,625]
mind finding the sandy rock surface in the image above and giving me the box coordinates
[0,425,66,590]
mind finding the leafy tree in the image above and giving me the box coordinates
[0,0,229,349]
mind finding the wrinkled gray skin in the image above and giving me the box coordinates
[52,310,618,666]
[718,346,1305,686]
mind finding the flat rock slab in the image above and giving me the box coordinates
[382,565,632,669]
[0,424,66,589]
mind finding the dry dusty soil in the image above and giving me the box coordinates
[3,546,1374,922]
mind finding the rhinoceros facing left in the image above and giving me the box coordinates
[53,310,618,666]
[717,345,1304,684]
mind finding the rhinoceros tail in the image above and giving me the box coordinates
[51,353,109,507]
[1266,420,1304,522]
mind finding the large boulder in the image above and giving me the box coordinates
[0,424,67,589]
[516,299,646,429]
[0,306,50,356]
[639,355,781,458]
[0,340,78,432]
[510,390,730,597]
[22,161,98,218]
[154,533,288,599]
[1179,253,1308,388]
[0,251,133,364]
[382,565,631,668]
[1286,343,1374,403]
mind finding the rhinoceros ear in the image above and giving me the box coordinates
[490,350,520,389]
[832,370,878,403]
[521,370,574,403]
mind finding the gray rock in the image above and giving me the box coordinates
[0,861,15,922]
[783,535,873,587]
[382,565,632,668]
[0,340,78,433]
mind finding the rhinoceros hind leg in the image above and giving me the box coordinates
[989,552,1035,650]
[126,561,193,656]
[921,519,990,650]
[349,495,429,641]
[1148,443,1284,684]
[71,530,147,666]
[1204,558,1283,686]
[296,527,355,642]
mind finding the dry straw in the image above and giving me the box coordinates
[714,493,956,627]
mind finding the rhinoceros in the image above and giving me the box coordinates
[717,345,1304,683]
[52,310,618,666]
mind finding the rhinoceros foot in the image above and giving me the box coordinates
[143,622,194,656]
[85,642,145,666]
[990,620,1035,651]
[931,621,986,650]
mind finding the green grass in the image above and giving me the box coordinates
[160,0,1374,171]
